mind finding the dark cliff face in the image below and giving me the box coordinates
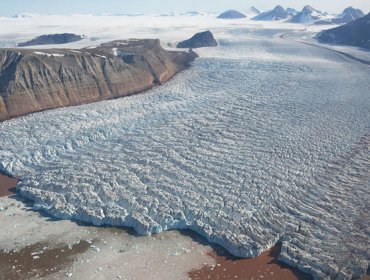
[177,31,218,49]
[0,39,198,121]
[18,33,84,47]
[316,13,370,49]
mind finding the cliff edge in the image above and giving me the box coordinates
[0,39,197,121]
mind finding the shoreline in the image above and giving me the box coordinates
[0,193,214,280]
[0,173,310,280]
[189,242,313,280]
[2,174,368,280]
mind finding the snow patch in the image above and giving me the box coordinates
[34,52,65,57]
[94,54,107,59]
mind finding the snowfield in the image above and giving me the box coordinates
[0,14,369,280]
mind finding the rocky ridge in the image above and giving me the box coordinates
[316,13,370,49]
[18,33,84,47]
[0,39,197,121]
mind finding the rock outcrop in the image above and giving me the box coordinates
[316,13,370,49]
[217,10,246,19]
[18,33,84,47]
[0,39,197,121]
[177,31,218,49]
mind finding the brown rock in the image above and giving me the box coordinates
[0,39,197,121]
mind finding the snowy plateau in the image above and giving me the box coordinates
[0,14,369,279]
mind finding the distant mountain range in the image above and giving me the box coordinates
[315,7,365,25]
[250,5,365,25]
[316,12,370,49]
[12,13,40,18]
[10,7,367,27]
[252,5,296,21]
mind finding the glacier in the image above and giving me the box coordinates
[0,23,369,279]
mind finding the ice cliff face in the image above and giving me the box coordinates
[0,39,197,121]
[0,30,369,279]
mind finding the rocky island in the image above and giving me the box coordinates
[177,31,218,49]
[0,39,197,121]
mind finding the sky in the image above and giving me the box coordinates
[1,0,369,17]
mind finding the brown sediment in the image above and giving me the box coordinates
[189,243,313,280]
[0,173,18,197]
[0,241,90,279]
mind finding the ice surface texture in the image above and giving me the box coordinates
[0,29,369,279]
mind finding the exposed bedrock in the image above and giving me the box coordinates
[0,39,197,121]
[177,31,218,49]
[18,33,84,47]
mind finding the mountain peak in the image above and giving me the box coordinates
[302,5,314,11]
[289,5,324,23]
[249,6,261,15]
[342,6,364,17]
[273,5,285,12]
[217,10,246,19]
[252,5,290,21]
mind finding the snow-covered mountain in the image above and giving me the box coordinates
[217,10,246,19]
[250,6,261,14]
[316,12,370,49]
[333,7,365,24]
[286,8,299,17]
[315,6,365,25]
[248,6,261,15]
[243,7,261,18]
[289,5,326,23]
[252,5,290,21]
